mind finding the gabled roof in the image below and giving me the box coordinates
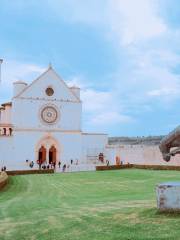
[14,65,80,102]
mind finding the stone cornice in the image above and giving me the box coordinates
[0,123,13,127]
[82,132,108,136]
[13,96,82,104]
[14,128,82,134]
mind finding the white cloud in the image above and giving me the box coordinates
[66,74,133,128]
[1,60,45,86]
[147,88,180,97]
[0,60,46,102]
[80,87,132,129]
[90,111,132,126]
[1,0,180,133]
[66,75,89,90]
[81,89,113,112]
[108,0,167,45]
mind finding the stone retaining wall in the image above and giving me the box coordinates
[0,172,8,190]
[6,169,54,176]
[96,164,180,171]
[96,164,133,171]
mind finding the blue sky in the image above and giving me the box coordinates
[0,0,180,136]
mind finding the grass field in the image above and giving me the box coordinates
[1,169,180,240]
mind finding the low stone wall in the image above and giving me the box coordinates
[6,169,54,176]
[96,164,133,171]
[0,172,8,190]
[96,164,180,171]
[133,164,180,171]
[106,144,180,166]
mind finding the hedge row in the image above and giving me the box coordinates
[96,164,180,171]
[0,172,8,190]
[96,164,133,171]
[6,169,54,176]
[133,164,180,171]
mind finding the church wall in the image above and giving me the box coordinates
[54,132,82,164]
[105,147,117,165]
[0,136,14,170]
[82,133,108,163]
[0,67,110,171]
[19,68,78,101]
[0,105,12,124]
[2,130,82,170]
[13,98,82,131]
[107,145,180,166]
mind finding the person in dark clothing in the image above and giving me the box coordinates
[58,161,61,168]
[70,159,73,165]
[29,161,34,168]
[62,164,66,172]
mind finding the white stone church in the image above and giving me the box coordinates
[0,66,108,171]
[1,65,178,171]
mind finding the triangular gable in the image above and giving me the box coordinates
[15,67,80,102]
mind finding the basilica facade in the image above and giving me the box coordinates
[0,66,108,170]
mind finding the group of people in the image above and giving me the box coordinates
[58,159,79,172]
[36,160,56,170]
[25,158,79,172]
[1,166,6,172]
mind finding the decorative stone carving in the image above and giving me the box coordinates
[45,87,54,96]
[159,125,180,162]
[40,105,59,124]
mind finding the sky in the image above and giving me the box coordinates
[0,0,180,137]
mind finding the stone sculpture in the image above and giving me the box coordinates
[159,125,180,162]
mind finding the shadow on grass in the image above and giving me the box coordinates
[0,176,28,201]
[140,207,180,219]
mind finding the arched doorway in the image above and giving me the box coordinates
[38,146,46,164]
[35,134,60,166]
[49,146,56,164]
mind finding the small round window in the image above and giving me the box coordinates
[46,87,54,96]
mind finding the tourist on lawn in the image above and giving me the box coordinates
[106,160,109,166]
[58,161,61,168]
[62,164,66,172]
[29,161,34,168]
[53,162,56,169]
[37,160,42,169]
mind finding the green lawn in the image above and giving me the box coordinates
[1,169,180,240]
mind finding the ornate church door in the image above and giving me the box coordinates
[49,146,56,164]
[38,146,46,164]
